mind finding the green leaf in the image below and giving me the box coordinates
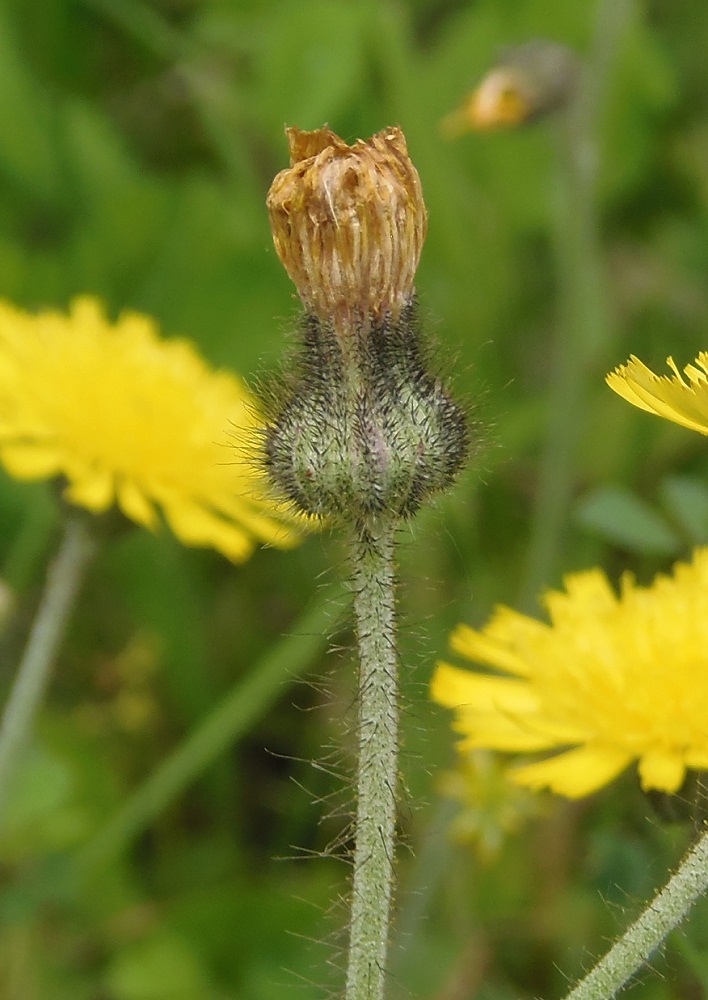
[0,742,88,860]
[104,933,212,1000]
[659,475,708,545]
[63,99,171,294]
[575,485,682,555]
[0,9,60,202]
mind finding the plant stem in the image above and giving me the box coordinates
[72,583,348,876]
[0,513,96,819]
[520,0,632,607]
[346,517,399,1000]
[563,826,708,1000]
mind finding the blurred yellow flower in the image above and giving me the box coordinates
[431,549,708,798]
[438,750,541,862]
[607,354,708,435]
[442,68,533,136]
[441,40,578,137]
[0,297,298,561]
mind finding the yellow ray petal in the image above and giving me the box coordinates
[638,750,685,793]
[162,497,254,562]
[607,357,708,434]
[606,362,662,414]
[460,709,587,748]
[512,745,631,798]
[455,716,568,753]
[449,622,533,676]
[0,442,63,479]
[117,478,159,531]
[549,569,616,619]
[685,750,708,770]
[64,469,114,512]
[214,493,302,549]
[431,663,536,713]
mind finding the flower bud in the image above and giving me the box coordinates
[267,126,427,329]
[264,305,468,521]
[442,40,579,136]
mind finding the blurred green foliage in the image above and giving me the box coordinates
[1,0,708,997]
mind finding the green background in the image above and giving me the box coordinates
[1,0,708,997]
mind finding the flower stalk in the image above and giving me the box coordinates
[562,825,708,1000]
[265,125,467,999]
[347,518,399,1000]
[0,512,96,820]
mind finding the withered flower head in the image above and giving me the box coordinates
[267,126,427,328]
[264,124,468,523]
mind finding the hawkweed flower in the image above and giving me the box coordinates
[432,549,708,799]
[607,354,708,436]
[0,296,298,561]
[0,295,300,820]
[441,39,579,136]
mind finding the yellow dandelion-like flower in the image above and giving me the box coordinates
[438,750,542,862]
[607,354,708,436]
[431,549,708,798]
[0,297,299,561]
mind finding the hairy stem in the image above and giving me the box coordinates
[562,826,708,1000]
[0,513,96,819]
[346,517,399,1000]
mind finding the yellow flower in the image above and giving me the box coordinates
[607,354,708,435]
[0,297,298,561]
[438,750,542,862]
[431,549,708,798]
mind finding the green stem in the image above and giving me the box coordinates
[0,513,96,819]
[562,826,708,1000]
[73,583,348,876]
[346,517,399,1000]
[520,0,632,607]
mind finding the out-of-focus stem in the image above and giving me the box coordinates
[73,584,348,876]
[520,0,633,607]
[346,517,399,1000]
[0,513,96,820]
